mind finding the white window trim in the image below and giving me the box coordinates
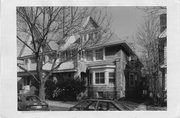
[109,72,115,85]
[85,50,93,62]
[93,71,106,85]
[85,48,105,62]
[94,48,105,61]
[91,69,114,86]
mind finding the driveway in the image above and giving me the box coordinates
[46,100,77,111]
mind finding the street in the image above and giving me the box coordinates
[49,106,69,111]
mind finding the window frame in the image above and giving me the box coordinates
[109,72,115,84]
[86,50,93,61]
[95,48,104,61]
[95,72,105,85]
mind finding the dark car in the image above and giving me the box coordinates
[18,94,49,111]
[69,99,130,111]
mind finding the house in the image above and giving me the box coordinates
[158,13,167,102]
[17,16,143,99]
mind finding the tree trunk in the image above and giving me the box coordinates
[39,80,45,100]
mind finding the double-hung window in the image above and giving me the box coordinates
[109,72,115,84]
[95,72,105,84]
[95,49,103,60]
[86,50,93,61]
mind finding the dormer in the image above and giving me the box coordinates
[80,16,101,44]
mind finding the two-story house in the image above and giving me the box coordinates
[159,13,167,101]
[17,16,143,99]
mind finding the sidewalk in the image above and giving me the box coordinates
[46,100,77,108]
[119,99,166,111]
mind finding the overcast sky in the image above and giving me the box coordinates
[107,7,146,41]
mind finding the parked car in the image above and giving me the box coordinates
[18,94,49,111]
[69,99,130,111]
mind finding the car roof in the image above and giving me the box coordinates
[80,99,118,103]
[84,99,115,102]
[77,99,130,110]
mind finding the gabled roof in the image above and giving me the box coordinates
[67,33,135,56]
[17,16,98,59]
[82,16,99,29]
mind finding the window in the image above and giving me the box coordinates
[24,59,28,65]
[75,101,97,110]
[94,32,99,39]
[129,74,135,87]
[97,102,120,111]
[66,51,72,60]
[86,50,93,61]
[95,72,105,84]
[89,33,93,40]
[31,58,36,63]
[44,55,49,63]
[109,72,115,84]
[82,34,87,42]
[61,51,66,61]
[95,49,103,60]
[83,34,88,42]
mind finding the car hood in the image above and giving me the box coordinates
[27,101,48,106]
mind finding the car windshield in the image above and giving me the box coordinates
[26,96,40,102]
[115,101,130,110]
[75,100,97,110]
[97,101,120,111]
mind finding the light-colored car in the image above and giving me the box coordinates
[69,99,130,111]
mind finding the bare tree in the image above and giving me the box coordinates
[136,7,167,104]
[17,7,111,100]
[136,14,161,100]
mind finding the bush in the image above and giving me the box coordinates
[45,76,86,101]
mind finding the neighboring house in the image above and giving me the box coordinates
[158,13,167,100]
[17,16,143,99]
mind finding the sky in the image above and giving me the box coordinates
[104,7,147,56]
[107,7,146,42]
[17,7,148,57]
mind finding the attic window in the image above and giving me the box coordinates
[24,59,29,65]
[83,34,88,42]
[89,33,93,40]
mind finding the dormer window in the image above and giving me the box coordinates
[89,33,93,40]
[24,59,28,65]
